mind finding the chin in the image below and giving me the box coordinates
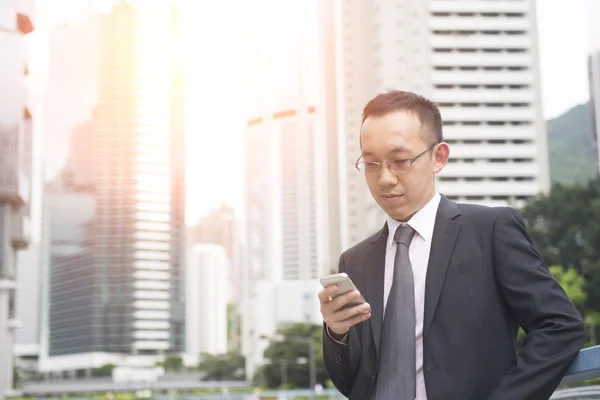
[379,204,409,221]
[389,211,411,222]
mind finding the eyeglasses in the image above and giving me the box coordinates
[355,144,437,174]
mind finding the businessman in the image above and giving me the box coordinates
[319,90,586,400]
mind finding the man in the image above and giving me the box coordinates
[319,90,586,400]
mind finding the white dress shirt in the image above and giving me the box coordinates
[328,191,440,400]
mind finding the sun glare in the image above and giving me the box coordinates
[178,0,246,220]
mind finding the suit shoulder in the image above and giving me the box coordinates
[340,230,382,260]
[457,202,516,220]
[455,202,526,230]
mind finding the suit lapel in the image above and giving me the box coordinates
[423,196,461,337]
[364,224,388,358]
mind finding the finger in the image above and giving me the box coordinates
[331,302,371,324]
[331,289,362,310]
[318,285,338,303]
[330,309,372,332]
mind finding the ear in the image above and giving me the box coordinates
[433,142,450,174]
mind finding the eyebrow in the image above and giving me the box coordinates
[361,147,410,158]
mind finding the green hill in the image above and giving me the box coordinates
[546,101,597,184]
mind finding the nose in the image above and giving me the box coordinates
[377,165,398,188]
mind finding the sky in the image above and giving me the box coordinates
[535,0,595,119]
[29,0,597,224]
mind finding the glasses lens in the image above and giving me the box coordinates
[361,163,380,174]
[389,159,410,171]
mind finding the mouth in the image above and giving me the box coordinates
[381,194,403,204]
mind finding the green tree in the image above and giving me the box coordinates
[156,354,184,372]
[227,303,242,351]
[13,361,20,389]
[253,323,329,389]
[197,350,245,381]
[549,265,587,306]
[93,363,116,377]
[520,177,600,311]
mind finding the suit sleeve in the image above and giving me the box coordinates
[322,253,362,397]
[485,207,586,400]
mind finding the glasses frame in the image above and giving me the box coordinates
[354,143,438,174]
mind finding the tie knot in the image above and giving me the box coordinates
[394,225,415,247]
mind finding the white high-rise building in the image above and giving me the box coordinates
[245,105,327,284]
[333,0,549,248]
[242,103,330,378]
[14,243,42,372]
[589,49,600,175]
[185,244,228,364]
[240,0,334,380]
[0,0,35,395]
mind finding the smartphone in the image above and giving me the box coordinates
[319,272,366,307]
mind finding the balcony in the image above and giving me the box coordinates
[432,53,532,68]
[449,142,538,159]
[432,70,534,86]
[430,16,530,32]
[433,88,534,103]
[429,1,528,14]
[0,278,16,290]
[11,213,30,250]
[432,89,535,103]
[8,318,23,330]
[431,35,532,50]
[0,170,29,207]
[439,106,535,122]
[443,126,538,140]
[441,162,539,178]
[438,181,541,197]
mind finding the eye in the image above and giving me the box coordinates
[389,159,411,171]
[364,162,380,173]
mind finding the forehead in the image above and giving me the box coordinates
[360,110,425,155]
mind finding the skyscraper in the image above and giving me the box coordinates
[240,0,331,379]
[0,0,34,395]
[589,49,600,175]
[187,204,234,258]
[38,0,186,374]
[332,0,549,248]
[244,104,326,284]
[185,244,228,362]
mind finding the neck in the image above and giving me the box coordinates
[395,190,436,223]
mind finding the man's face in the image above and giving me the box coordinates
[359,110,449,222]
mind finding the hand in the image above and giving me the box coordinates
[318,284,372,338]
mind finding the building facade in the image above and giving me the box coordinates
[0,0,35,395]
[244,106,327,286]
[242,104,329,378]
[187,204,235,258]
[333,0,549,248]
[38,0,186,374]
[14,243,42,376]
[240,0,340,380]
[185,244,228,364]
[186,204,244,351]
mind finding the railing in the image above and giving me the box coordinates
[560,345,600,385]
[551,345,600,399]
[552,386,600,399]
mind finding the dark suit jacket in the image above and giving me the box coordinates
[323,196,586,400]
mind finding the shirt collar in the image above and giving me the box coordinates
[386,192,441,247]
